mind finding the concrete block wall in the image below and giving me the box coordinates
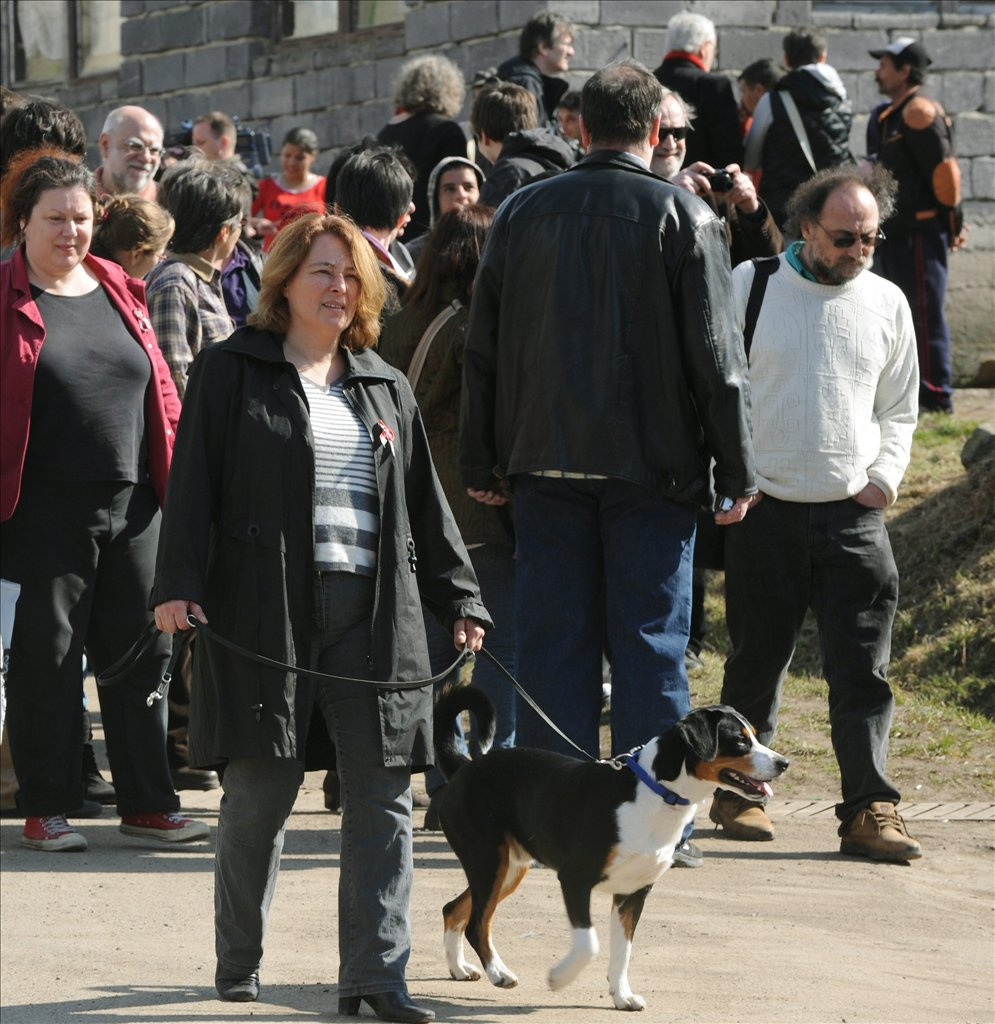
[3,0,991,373]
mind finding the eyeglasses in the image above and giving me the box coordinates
[658,126,689,141]
[815,221,886,249]
[123,138,164,158]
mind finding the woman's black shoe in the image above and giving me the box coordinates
[338,990,435,1022]
[215,970,259,1002]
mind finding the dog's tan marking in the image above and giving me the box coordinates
[615,894,640,942]
[694,752,764,784]
[443,887,473,934]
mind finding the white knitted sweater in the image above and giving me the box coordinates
[733,254,919,505]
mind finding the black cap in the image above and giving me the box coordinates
[869,37,933,69]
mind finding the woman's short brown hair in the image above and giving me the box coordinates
[248,213,386,350]
[90,194,175,260]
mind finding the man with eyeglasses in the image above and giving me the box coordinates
[654,87,782,268]
[712,165,923,865]
[96,105,164,200]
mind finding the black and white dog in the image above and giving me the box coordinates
[433,684,788,1011]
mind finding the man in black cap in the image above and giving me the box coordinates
[867,37,967,414]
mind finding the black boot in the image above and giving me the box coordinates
[338,991,434,1023]
[322,770,341,812]
[82,741,116,805]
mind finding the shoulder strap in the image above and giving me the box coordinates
[779,91,818,174]
[744,257,780,357]
[406,300,462,391]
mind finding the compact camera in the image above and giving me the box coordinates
[707,169,734,193]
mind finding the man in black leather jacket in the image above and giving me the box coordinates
[460,60,756,869]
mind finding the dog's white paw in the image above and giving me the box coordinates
[611,989,646,1011]
[484,959,518,988]
[548,927,598,990]
[444,930,480,981]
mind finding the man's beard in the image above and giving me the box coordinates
[809,252,870,285]
[112,166,152,193]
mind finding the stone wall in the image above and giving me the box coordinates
[4,0,993,377]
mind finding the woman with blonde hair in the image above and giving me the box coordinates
[378,54,470,241]
[152,212,490,1021]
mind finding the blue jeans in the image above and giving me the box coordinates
[511,475,695,759]
[423,543,516,794]
[721,496,902,822]
[215,574,413,997]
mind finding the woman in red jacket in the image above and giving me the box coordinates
[0,155,206,853]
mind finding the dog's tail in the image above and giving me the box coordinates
[432,682,496,780]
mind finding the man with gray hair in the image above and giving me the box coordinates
[713,165,922,864]
[97,105,164,199]
[461,60,756,869]
[653,11,742,169]
[497,10,575,127]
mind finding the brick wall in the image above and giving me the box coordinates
[4,0,992,377]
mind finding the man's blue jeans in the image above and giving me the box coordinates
[511,475,695,759]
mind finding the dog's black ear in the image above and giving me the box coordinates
[676,707,725,764]
[652,707,727,781]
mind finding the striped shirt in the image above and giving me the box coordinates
[302,377,380,576]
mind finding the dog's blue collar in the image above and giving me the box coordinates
[624,750,691,806]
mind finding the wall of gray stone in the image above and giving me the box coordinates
[4,0,992,377]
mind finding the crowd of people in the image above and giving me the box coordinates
[0,7,967,1021]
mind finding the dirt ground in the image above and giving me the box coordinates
[1,769,992,1024]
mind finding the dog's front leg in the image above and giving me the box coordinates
[548,879,599,991]
[607,886,651,1010]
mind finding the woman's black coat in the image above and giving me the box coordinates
[152,327,491,771]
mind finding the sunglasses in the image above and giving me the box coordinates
[658,126,689,141]
[815,221,886,249]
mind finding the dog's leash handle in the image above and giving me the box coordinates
[145,620,197,706]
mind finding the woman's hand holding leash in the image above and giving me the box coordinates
[454,617,485,652]
[155,600,207,634]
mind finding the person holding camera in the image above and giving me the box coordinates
[650,86,781,674]
[652,90,782,267]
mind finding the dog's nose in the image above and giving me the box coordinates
[776,756,790,773]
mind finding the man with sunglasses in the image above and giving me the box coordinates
[712,165,922,865]
[96,105,164,201]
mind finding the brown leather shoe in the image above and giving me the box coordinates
[839,802,922,862]
[709,793,775,840]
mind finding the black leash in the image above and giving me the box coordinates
[97,617,594,760]
[475,647,597,761]
[97,616,472,705]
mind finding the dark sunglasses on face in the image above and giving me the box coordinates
[658,126,689,141]
[816,221,886,249]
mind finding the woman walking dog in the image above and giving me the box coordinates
[152,212,490,1022]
